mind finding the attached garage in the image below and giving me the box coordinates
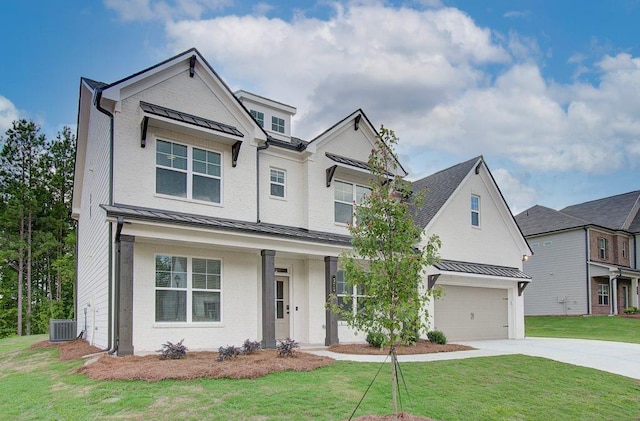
[434,285,509,341]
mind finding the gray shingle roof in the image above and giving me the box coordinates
[140,101,244,138]
[560,190,640,231]
[514,205,589,236]
[435,259,531,279]
[101,203,352,246]
[411,156,481,229]
[516,190,640,236]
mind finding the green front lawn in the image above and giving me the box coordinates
[2,335,639,420]
[526,315,640,344]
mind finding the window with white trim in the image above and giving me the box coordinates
[622,241,627,259]
[598,237,608,259]
[597,283,609,306]
[471,194,480,227]
[156,139,221,203]
[335,270,366,321]
[270,168,286,198]
[250,110,264,127]
[272,116,285,133]
[334,180,371,224]
[155,254,222,322]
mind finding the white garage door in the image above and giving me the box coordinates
[433,285,508,341]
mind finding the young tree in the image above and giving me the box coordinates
[331,127,440,417]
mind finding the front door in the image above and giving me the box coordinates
[622,285,629,309]
[275,276,290,339]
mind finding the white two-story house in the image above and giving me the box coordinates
[73,48,530,355]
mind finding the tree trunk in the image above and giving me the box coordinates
[26,211,32,336]
[17,217,24,336]
[391,345,398,417]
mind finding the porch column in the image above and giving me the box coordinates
[324,256,339,346]
[632,278,639,308]
[261,250,276,349]
[610,276,618,315]
[117,235,135,356]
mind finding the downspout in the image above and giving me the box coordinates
[585,227,591,315]
[95,89,116,353]
[256,141,270,223]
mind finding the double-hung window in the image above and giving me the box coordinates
[270,168,286,198]
[597,284,609,306]
[272,116,285,133]
[250,110,264,127]
[156,139,221,203]
[155,255,222,323]
[334,180,371,224]
[335,270,366,321]
[471,194,480,227]
[598,237,608,259]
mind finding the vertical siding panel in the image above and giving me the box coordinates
[524,230,587,315]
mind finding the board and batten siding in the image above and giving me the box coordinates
[523,230,587,315]
[76,105,112,348]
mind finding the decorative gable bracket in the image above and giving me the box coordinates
[140,116,149,148]
[326,165,338,187]
[231,141,242,167]
[517,281,529,296]
[427,274,440,290]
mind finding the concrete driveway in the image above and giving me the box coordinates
[307,337,640,379]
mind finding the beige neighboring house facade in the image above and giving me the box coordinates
[72,48,530,355]
[515,191,640,316]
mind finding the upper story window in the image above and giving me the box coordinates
[598,237,608,259]
[471,194,480,227]
[334,180,371,225]
[622,241,627,259]
[155,254,222,323]
[156,139,221,204]
[272,116,285,133]
[270,168,286,198]
[250,110,264,127]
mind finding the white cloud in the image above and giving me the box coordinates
[503,10,529,19]
[491,168,537,214]
[104,0,232,22]
[0,95,19,134]
[252,2,274,16]
[156,3,640,176]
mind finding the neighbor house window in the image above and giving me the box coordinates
[598,238,608,259]
[334,180,371,224]
[156,140,221,203]
[335,271,366,321]
[272,116,285,133]
[622,241,627,259]
[471,194,480,227]
[597,283,609,306]
[270,168,286,198]
[250,110,264,127]
[155,255,222,323]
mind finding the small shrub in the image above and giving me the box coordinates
[427,330,447,345]
[157,339,188,360]
[241,339,262,355]
[366,331,386,349]
[276,337,299,357]
[623,307,639,314]
[217,345,242,362]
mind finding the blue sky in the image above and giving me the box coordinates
[1,0,639,214]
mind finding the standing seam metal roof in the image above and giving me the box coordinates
[435,259,531,279]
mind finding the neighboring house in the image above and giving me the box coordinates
[413,157,532,341]
[515,191,640,316]
[72,48,529,355]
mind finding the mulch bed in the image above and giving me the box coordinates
[329,339,474,355]
[79,350,334,381]
[30,339,102,360]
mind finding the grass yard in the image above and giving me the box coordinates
[1,335,639,420]
[526,315,640,344]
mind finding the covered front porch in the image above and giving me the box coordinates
[589,262,640,315]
